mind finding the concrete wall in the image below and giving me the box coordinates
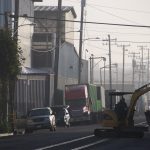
[65,11,74,45]
[57,42,88,104]
[18,0,35,68]
[58,42,79,87]
[81,59,88,84]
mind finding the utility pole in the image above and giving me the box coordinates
[147,49,150,84]
[14,0,19,41]
[147,48,150,106]
[117,44,130,92]
[141,46,144,85]
[108,35,112,92]
[78,0,86,84]
[4,12,8,30]
[128,52,140,88]
[103,35,116,108]
[54,0,62,105]
[103,35,116,90]
[138,46,147,86]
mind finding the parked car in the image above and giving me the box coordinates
[51,105,70,127]
[26,107,56,133]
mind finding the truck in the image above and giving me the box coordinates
[64,84,105,123]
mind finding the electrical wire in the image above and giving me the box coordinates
[11,14,150,28]
[86,4,140,25]
[86,1,150,14]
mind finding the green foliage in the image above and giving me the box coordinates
[0,29,23,80]
[0,29,24,132]
[0,120,11,133]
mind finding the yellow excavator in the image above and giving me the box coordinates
[94,83,150,138]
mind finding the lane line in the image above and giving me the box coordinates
[35,122,147,150]
[71,138,109,150]
[135,122,147,125]
[34,135,94,150]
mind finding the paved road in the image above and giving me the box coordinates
[0,120,150,150]
[0,124,99,150]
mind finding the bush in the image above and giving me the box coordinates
[0,120,11,133]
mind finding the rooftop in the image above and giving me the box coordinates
[34,6,77,18]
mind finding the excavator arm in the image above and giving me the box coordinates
[126,83,150,127]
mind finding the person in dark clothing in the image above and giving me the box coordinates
[115,97,128,121]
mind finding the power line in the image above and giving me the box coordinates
[2,13,150,29]
[87,4,140,25]
[86,2,150,14]
[9,14,150,28]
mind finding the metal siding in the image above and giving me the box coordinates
[37,80,40,106]
[15,74,54,117]
[42,80,45,106]
[88,84,102,112]
[35,80,38,107]
[39,80,42,106]
[30,80,35,109]
[49,75,54,106]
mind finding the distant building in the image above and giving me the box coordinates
[32,6,77,69]
[33,6,88,104]
[0,0,42,67]
[1,3,88,116]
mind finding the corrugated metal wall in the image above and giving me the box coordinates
[14,74,54,117]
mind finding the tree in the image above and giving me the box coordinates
[0,29,23,132]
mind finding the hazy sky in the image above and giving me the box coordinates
[35,0,150,72]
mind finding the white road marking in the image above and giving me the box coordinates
[34,135,94,150]
[71,138,109,150]
[135,122,147,125]
[35,122,147,150]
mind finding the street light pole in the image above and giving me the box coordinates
[100,63,118,89]
[99,57,106,86]
[90,56,106,84]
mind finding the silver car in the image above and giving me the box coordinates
[26,107,56,133]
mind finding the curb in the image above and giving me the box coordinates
[0,133,13,138]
